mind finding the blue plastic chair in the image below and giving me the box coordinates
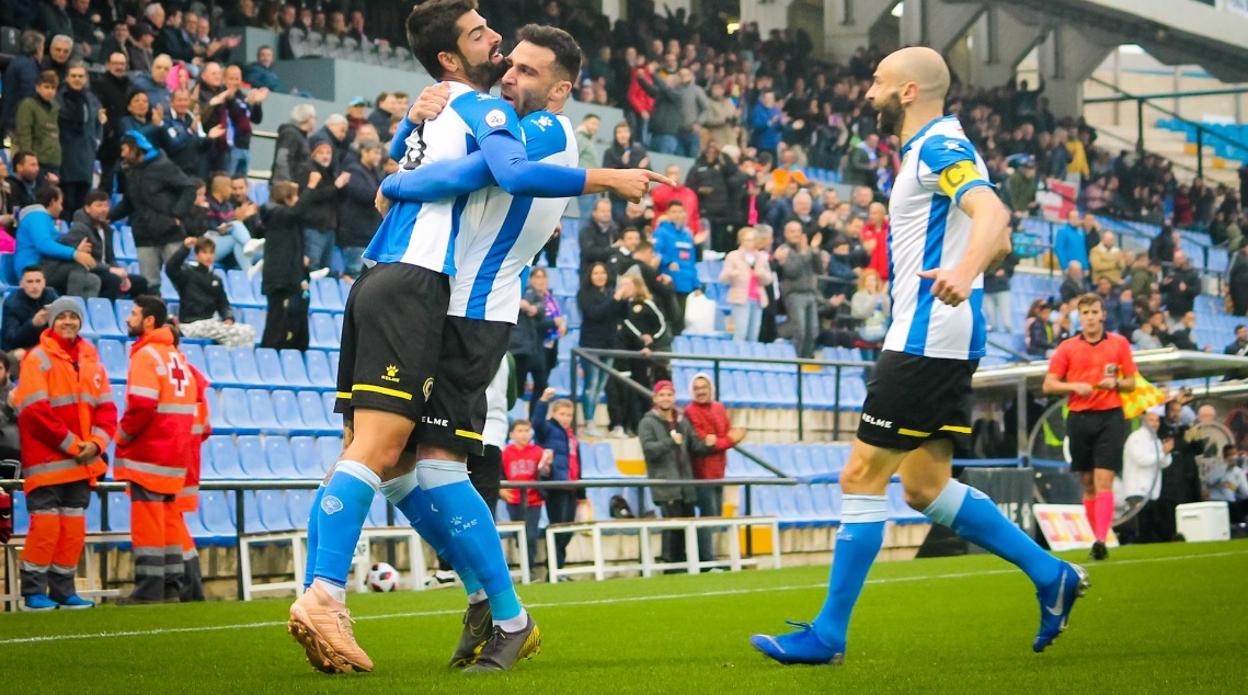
[310,313,338,348]
[198,490,236,541]
[229,347,263,386]
[204,345,239,386]
[315,277,344,311]
[289,436,323,477]
[280,349,312,387]
[220,388,259,433]
[208,436,245,477]
[322,391,341,428]
[237,435,272,477]
[305,350,334,388]
[182,343,207,374]
[265,436,301,477]
[254,348,286,386]
[98,339,128,381]
[226,270,258,306]
[246,389,281,430]
[317,436,343,472]
[297,390,331,431]
[287,490,314,531]
[87,298,124,338]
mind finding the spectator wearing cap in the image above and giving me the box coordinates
[243,46,285,93]
[15,185,100,298]
[684,373,745,564]
[271,103,317,185]
[110,130,198,293]
[1006,156,1039,218]
[638,380,698,565]
[345,97,369,133]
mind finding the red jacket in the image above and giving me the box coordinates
[13,330,117,493]
[627,67,655,116]
[650,183,701,235]
[684,398,733,480]
[174,364,211,512]
[115,326,199,494]
[501,442,545,507]
[862,220,890,281]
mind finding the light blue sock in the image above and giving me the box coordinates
[303,484,326,590]
[925,480,1061,587]
[418,459,522,623]
[312,460,379,587]
[381,471,483,596]
[812,494,886,649]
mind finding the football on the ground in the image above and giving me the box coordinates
[367,562,400,592]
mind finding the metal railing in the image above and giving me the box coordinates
[1085,76,1248,179]
[571,347,873,441]
[0,476,797,600]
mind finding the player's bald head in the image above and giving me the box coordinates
[878,46,950,105]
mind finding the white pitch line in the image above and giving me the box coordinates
[2,548,1243,646]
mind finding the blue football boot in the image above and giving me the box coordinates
[1033,562,1089,653]
[750,621,845,665]
[58,594,96,610]
[23,593,58,612]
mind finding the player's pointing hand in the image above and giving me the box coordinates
[408,82,451,125]
[917,267,972,307]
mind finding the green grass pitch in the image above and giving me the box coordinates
[3,540,1245,693]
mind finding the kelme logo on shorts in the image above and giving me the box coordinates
[862,413,893,429]
[321,495,344,515]
[382,364,400,383]
[423,377,435,401]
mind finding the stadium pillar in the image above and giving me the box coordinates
[599,0,623,23]
[741,0,794,41]
[1036,25,1116,120]
[898,0,984,55]
[968,4,1046,88]
[823,0,896,64]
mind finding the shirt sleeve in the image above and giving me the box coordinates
[918,134,993,204]
[1119,338,1138,377]
[1047,341,1069,377]
[381,152,493,202]
[453,94,523,144]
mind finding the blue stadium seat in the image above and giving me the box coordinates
[197,490,236,542]
[298,390,332,432]
[209,436,245,477]
[221,388,260,433]
[254,348,286,386]
[323,392,341,428]
[327,351,339,380]
[267,389,305,433]
[310,313,339,348]
[182,343,207,374]
[265,436,301,477]
[229,347,262,386]
[160,269,179,302]
[226,270,260,306]
[204,388,227,432]
[287,490,314,531]
[87,298,124,338]
[317,436,342,471]
[289,436,324,477]
[113,298,134,329]
[198,439,216,478]
[106,491,130,533]
[305,350,334,387]
[257,490,295,532]
[204,345,239,386]
[315,277,344,311]
[237,435,271,477]
[280,349,312,387]
[98,339,128,381]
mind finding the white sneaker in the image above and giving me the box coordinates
[243,238,265,256]
[309,267,331,280]
[246,259,264,279]
[609,427,627,439]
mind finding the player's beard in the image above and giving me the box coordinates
[876,92,904,138]
[463,52,509,92]
[512,87,548,118]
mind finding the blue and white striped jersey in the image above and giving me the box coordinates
[364,81,521,274]
[448,110,577,322]
[883,114,994,361]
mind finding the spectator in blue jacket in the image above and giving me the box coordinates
[654,200,699,334]
[532,388,582,571]
[748,90,784,156]
[14,185,99,297]
[1054,209,1089,273]
[243,46,285,93]
[1,266,59,357]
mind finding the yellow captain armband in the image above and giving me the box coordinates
[937,160,985,200]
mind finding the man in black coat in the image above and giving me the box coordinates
[1161,249,1201,320]
[337,141,382,277]
[1230,243,1248,316]
[0,266,58,357]
[91,51,131,193]
[298,135,349,273]
[109,131,197,293]
[578,198,620,279]
[55,62,103,218]
[5,150,49,212]
[685,141,740,252]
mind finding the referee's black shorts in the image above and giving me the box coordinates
[334,263,450,449]
[856,350,978,451]
[1066,407,1126,474]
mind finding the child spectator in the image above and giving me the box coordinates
[532,388,581,572]
[15,71,62,176]
[501,418,550,576]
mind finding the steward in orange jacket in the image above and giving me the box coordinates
[13,297,117,610]
[173,362,210,602]
[115,297,199,604]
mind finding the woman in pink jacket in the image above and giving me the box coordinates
[719,226,773,342]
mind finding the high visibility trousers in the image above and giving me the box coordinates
[176,512,205,602]
[20,480,90,601]
[129,483,184,601]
